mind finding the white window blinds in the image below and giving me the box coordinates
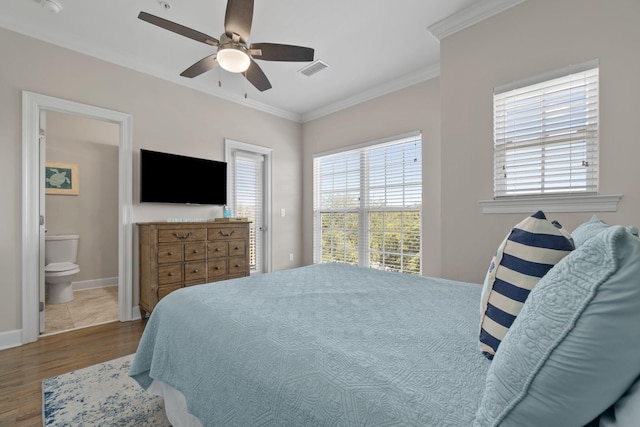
[313,132,422,275]
[494,64,599,197]
[229,150,264,272]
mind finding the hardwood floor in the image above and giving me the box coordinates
[0,319,146,427]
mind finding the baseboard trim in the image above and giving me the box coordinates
[0,329,23,351]
[131,305,141,321]
[72,277,118,291]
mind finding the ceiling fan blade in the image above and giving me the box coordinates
[138,12,219,46]
[224,0,254,43]
[250,43,314,62]
[244,59,272,92]
[180,54,219,78]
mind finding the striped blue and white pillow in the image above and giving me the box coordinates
[479,211,574,359]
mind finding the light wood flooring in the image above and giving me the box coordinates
[44,286,119,335]
[0,319,146,427]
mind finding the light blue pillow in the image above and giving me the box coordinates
[474,226,640,427]
[571,215,610,247]
[571,216,639,248]
[479,211,574,359]
[599,377,640,427]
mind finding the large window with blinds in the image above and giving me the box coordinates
[493,62,599,198]
[313,132,422,275]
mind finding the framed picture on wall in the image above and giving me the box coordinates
[45,162,79,195]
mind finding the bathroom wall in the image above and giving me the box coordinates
[45,111,119,286]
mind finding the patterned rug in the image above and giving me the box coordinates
[43,354,170,426]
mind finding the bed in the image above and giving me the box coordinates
[130,213,640,427]
[129,262,491,426]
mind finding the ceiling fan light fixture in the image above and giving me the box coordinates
[217,47,250,73]
[38,0,63,13]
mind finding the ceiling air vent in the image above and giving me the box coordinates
[298,60,329,77]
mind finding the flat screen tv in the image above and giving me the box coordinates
[140,149,227,205]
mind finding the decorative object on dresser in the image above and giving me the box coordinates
[137,221,250,317]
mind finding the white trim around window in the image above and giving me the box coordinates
[479,194,622,214]
[313,131,422,275]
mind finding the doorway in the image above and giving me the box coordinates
[22,91,134,345]
[225,139,272,274]
[41,111,120,334]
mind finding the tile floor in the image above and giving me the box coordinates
[43,285,118,335]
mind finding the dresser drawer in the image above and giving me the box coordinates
[207,241,228,258]
[208,259,227,278]
[228,241,246,257]
[184,279,206,287]
[184,261,206,282]
[158,264,183,285]
[158,244,183,264]
[184,243,206,261]
[209,226,247,241]
[158,228,206,243]
[229,257,247,275]
[158,284,182,299]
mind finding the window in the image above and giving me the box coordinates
[494,62,599,198]
[313,132,422,275]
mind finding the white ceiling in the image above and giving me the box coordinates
[0,0,513,121]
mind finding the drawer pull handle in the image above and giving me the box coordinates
[234,246,240,250]
[173,232,193,239]
[215,248,221,252]
[168,272,174,277]
[235,264,241,268]
[168,251,173,256]
[214,266,220,270]
[192,269,199,273]
[218,230,236,237]
[193,249,199,253]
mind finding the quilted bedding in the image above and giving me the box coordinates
[130,263,490,426]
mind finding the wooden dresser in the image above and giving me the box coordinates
[137,221,250,317]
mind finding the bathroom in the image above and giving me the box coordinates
[43,111,119,334]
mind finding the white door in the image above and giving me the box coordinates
[226,140,272,274]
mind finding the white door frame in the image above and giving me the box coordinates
[225,139,272,273]
[21,91,134,344]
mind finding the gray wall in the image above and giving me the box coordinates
[438,0,640,283]
[303,0,640,284]
[46,111,119,284]
[0,27,303,334]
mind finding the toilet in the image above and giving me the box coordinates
[45,234,80,304]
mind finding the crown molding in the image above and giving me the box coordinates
[427,0,526,41]
[301,64,440,123]
[0,19,303,123]
[1,0,525,125]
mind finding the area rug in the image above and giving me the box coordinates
[43,354,170,426]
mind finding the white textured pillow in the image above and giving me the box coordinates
[479,211,574,359]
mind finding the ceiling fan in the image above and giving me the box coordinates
[138,0,315,92]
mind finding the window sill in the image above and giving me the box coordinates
[479,194,623,214]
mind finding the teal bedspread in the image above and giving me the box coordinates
[130,263,490,426]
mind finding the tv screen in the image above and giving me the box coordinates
[140,149,227,205]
